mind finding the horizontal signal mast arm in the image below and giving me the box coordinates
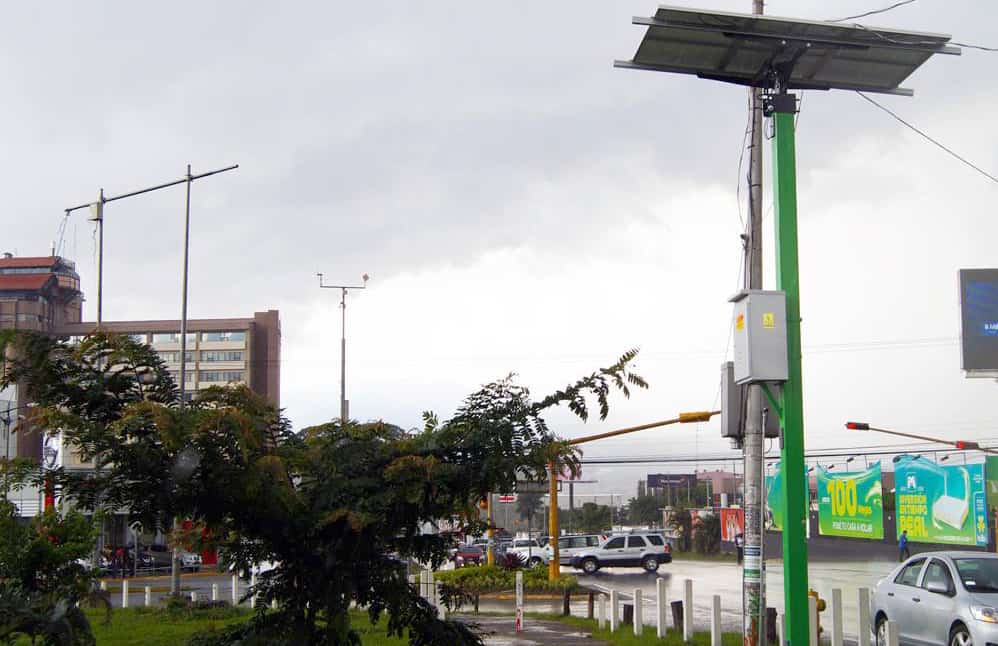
[568,411,718,446]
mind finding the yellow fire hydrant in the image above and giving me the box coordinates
[808,589,827,635]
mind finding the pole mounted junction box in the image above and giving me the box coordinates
[730,290,789,385]
[720,361,782,440]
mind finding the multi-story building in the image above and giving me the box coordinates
[0,253,281,466]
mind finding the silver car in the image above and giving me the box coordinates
[872,552,998,646]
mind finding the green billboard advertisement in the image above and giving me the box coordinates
[816,463,884,539]
[765,467,784,531]
[986,456,998,517]
[895,455,987,546]
[765,461,808,533]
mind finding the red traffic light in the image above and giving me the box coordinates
[845,422,870,430]
[956,440,980,450]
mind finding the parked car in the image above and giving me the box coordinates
[546,534,604,566]
[506,539,547,568]
[452,544,484,567]
[569,532,672,574]
[179,551,203,572]
[872,551,998,646]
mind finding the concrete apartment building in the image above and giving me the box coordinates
[0,253,281,472]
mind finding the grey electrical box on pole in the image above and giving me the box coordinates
[720,362,782,440]
[730,290,788,385]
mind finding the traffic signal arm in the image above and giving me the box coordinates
[567,411,719,446]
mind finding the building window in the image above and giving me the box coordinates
[151,332,197,344]
[200,350,244,362]
[200,331,246,343]
[200,371,244,383]
[128,334,148,344]
[158,351,194,363]
[168,371,195,383]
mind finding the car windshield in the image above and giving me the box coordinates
[954,559,998,593]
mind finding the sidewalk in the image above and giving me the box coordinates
[454,615,610,646]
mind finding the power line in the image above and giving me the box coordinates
[856,91,998,186]
[828,0,916,23]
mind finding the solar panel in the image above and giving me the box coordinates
[615,5,959,96]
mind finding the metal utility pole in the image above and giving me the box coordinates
[743,1,766,644]
[66,164,239,330]
[317,274,369,427]
[66,163,240,597]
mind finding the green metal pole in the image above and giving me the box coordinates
[772,104,809,645]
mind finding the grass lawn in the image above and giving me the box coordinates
[12,607,411,645]
[546,614,743,646]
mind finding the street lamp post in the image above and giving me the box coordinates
[317,273,369,427]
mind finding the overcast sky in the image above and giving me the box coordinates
[2,0,996,501]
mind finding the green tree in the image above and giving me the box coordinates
[575,502,611,534]
[626,494,666,527]
[515,492,544,536]
[1,332,646,646]
[0,499,106,645]
[693,513,722,554]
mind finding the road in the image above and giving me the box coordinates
[575,558,896,639]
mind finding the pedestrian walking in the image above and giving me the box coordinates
[734,532,744,564]
[898,529,910,562]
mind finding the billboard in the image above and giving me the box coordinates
[960,269,998,372]
[720,508,744,542]
[895,455,987,546]
[647,473,696,489]
[816,463,884,539]
[765,461,809,533]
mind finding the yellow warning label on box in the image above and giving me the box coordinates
[762,312,776,329]
[735,314,745,331]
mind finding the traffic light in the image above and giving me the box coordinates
[956,440,980,450]
[845,422,870,430]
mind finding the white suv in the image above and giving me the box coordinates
[570,532,671,574]
[546,534,604,566]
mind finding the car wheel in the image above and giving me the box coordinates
[950,623,973,646]
[875,615,888,646]
[641,556,659,572]
[529,557,543,568]
[581,558,599,574]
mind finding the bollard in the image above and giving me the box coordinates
[711,595,721,646]
[250,572,257,607]
[858,588,872,646]
[271,598,278,610]
[656,578,668,638]
[587,591,595,619]
[766,607,778,644]
[623,603,634,626]
[808,596,819,646]
[597,593,606,630]
[885,620,899,646]
[100,580,107,592]
[212,583,219,602]
[144,586,151,607]
[232,575,239,606]
[191,591,198,603]
[777,613,786,646]
[671,600,684,636]
[122,579,129,608]
[831,588,843,646]
[683,579,693,643]
[610,590,620,633]
[562,589,571,616]
[633,589,643,636]
[514,571,523,633]
[426,571,436,612]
